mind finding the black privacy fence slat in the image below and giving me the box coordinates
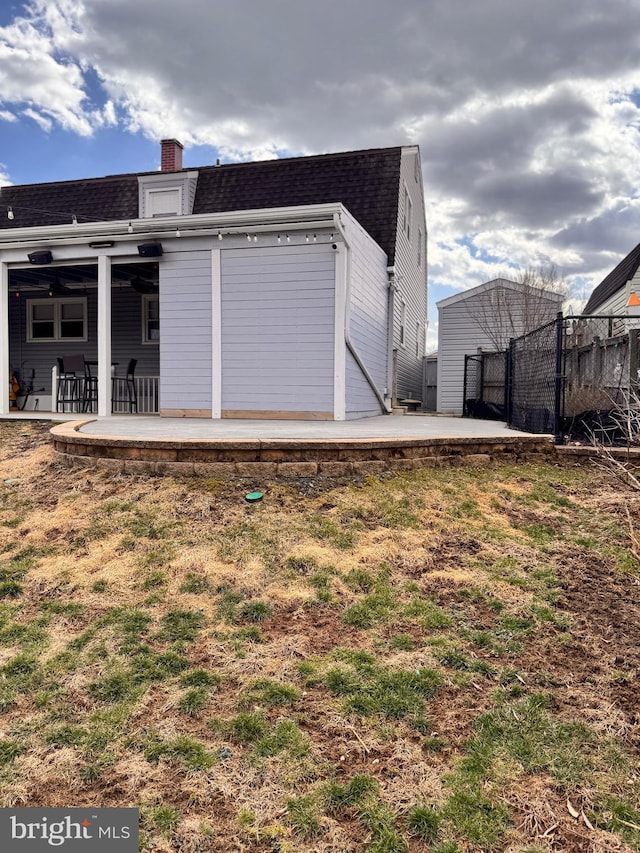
[462,314,637,443]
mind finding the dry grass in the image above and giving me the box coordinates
[0,421,638,852]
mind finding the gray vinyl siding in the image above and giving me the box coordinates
[221,244,335,413]
[345,214,388,418]
[159,248,212,411]
[393,148,427,400]
[8,287,159,398]
[437,298,506,415]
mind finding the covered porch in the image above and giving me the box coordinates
[4,258,160,416]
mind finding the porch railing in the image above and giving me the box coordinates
[52,368,159,414]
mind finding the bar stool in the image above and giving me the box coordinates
[82,360,99,412]
[56,356,85,412]
[111,359,137,413]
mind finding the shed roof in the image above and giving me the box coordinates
[436,277,563,310]
[583,239,640,314]
[0,147,403,261]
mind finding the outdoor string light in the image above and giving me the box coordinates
[4,203,106,224]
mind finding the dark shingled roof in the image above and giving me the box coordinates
[584,239,640,314]
[0,147,403,262]
[0,175,139,231]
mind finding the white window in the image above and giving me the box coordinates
[142,294,160,343]
[399,298,407,347]
[27,297,87,342]
[146,187,182,217]
[403,185,412,241]
[417,228,423,266]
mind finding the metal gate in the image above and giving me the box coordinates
[463,351,507,420]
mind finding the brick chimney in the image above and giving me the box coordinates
[160,139,184,172]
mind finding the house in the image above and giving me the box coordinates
[436,277,562,415]
[583,239,640,315]
[0,140,427,420]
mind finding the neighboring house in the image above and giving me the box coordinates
[436,277,562,415]
[0,140,427,419]
[583,239,640,315]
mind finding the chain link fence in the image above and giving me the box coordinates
[508,318,558,434]
[462,313,638,443]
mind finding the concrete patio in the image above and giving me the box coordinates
[46,414,554,478]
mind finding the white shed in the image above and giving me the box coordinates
[436,278,563,415]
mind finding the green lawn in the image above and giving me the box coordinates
[0,421,638,852]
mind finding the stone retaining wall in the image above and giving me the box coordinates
[50,421,555,478]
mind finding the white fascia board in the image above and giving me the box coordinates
[0,202,347,250]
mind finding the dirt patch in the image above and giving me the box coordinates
[552,546,640,749]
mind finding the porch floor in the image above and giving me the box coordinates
[45,414,554,478]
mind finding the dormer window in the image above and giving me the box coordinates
[147,187,182,217]
[138,171,198,219]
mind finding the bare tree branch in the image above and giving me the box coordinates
[468,265,567,352]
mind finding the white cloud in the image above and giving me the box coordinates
[22,107,52,132]
[2,0,640,300]
[0,1,94,135]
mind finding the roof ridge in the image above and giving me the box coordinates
[1,146,404,191]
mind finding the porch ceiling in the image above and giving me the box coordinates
[8,261,159,292]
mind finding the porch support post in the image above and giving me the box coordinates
[0,262,8,414]
[97,254,112,417]
[211,248,222,419]
[333,243,347,420]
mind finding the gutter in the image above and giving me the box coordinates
[0,203,346,251]
[332,212,391,414]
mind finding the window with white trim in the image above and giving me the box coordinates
[142,294,160,343]
[399,298,407,347]
[146,187,182,217]
[27,297,87,342]
[417,228,423,266]
[402,185,412,241]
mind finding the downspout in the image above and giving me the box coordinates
[387,266,397,407]
[333,212,391,414]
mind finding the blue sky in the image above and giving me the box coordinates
[1,0,640,348]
